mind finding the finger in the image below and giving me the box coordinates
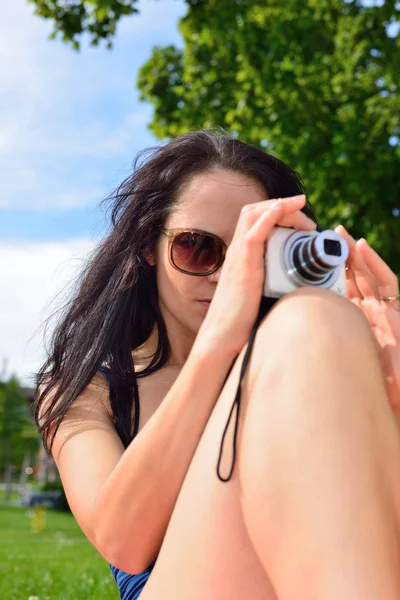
[246,194,307,211]
[270,194,317,228]
[246,196,316,241]
[334,226,363,300]
[345,262,363,300]
[278,210,318,230]
[244,199,284,243]
[249,194,318,231]
[245,203,316,245]
[240,194,308,222]
[357,239,400,311]
[335,225,378,298]
[234,195,308,243]
[356,238,399,298]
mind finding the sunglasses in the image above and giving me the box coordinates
[160,227,228,276]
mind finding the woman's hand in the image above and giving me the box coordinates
[193,194,317,359]
[335,225,400,412]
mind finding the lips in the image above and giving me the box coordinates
[197,300,211,307]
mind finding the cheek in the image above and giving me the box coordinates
[156,258,196,307]
[155,252,208,332]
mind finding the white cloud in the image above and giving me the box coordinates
[0,182,108,211]
[0,106,153,210]
[0,106,150,158]
[0,239,96,386]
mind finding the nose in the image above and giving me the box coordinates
[207,264,223,284]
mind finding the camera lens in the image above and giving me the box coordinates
[324,239,341,257]
[284,229,348,287]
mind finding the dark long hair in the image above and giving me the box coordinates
[34,129,318,455]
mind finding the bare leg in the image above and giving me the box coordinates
[238,288,400,600]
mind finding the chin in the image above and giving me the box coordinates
[188,315,205,336]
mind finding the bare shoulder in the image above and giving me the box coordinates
[41,371,116,463]
[39,372,125,546]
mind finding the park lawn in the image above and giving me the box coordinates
[0,504,118,600]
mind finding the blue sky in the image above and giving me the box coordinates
[0,0,186,384]
[1,0,185,241]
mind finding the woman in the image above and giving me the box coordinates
[35,130,400,600]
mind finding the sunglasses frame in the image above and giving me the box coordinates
[160,227,228,276]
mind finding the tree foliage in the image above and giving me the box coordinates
[28,0,139,49]
[137,0,400,273]
[0,376,38,471]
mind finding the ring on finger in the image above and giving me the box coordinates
[379,294,400,303]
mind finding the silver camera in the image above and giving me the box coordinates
[263,226,349,299]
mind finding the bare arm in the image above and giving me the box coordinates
[93,344,234,573]
[53,343,234,575]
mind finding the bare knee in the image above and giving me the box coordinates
[246,287,380,391]
[237,288,399,512]
[276,285,367,328]
[259,287,373,352]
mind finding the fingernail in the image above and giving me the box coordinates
[288,194,306,201]
[272,199,282,210]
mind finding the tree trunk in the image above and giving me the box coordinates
[19,452,31,495]
[4,463,14,504]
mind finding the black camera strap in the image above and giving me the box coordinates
[216,296,278,482]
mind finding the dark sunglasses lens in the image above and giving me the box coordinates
[172,232,222,273]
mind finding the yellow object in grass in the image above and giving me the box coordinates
[31,505,46,533]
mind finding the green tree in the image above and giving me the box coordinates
[137,0,400,273]
[0,375,38,473]
[28,0,139,49]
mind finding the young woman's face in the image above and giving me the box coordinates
[152,169,266,349]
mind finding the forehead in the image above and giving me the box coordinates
[167,169,267,236]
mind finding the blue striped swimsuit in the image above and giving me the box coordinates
[98,367,156,600]
[109,560,156,600]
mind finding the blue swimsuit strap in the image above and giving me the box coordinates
[98,366,110,383]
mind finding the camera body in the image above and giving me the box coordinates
[263,226,349,299]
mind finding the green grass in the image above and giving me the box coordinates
[0,504,118,599]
